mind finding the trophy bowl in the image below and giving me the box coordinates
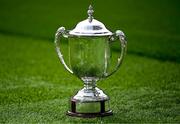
[54,5,127,118]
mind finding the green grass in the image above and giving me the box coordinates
[0,0,180,123]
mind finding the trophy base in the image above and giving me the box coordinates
[67,98,113,118]
[67,110,113,118]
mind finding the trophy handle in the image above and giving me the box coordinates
[54,27,73,74]
[106,30,127,77]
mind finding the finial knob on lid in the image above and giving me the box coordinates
[87,5,94,23]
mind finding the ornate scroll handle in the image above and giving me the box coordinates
[54,27,73,74]
[106,30,127,77]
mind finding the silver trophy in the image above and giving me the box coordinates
[54,5,127,117]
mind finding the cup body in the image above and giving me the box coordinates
[68,36,111,79]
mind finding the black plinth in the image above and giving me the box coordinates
[66,99,113,118]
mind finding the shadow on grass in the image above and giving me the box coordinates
[0,29,180,63]
[0,29,53,42]
[127,51,180,63]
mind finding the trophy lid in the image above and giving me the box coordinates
[69,5,113,36]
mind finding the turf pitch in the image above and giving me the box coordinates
[0,0,180,123]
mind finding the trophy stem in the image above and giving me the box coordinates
[83,77,97,94]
